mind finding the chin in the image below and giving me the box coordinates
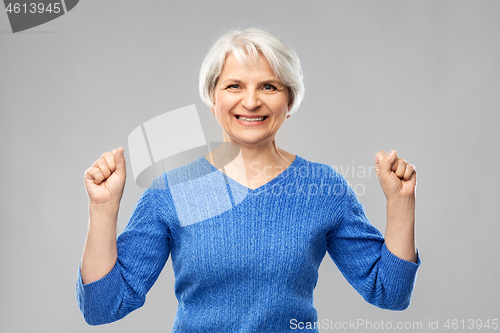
[230,134,269,146]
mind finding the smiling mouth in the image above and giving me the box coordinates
[235,115,268,122]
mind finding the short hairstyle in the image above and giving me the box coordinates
[199,28,304,116]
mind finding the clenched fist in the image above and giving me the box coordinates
[375,150,417,200]
[84,147,127,205]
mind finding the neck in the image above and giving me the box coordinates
[206,134,295,189]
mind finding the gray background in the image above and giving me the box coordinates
[1,1,499,332]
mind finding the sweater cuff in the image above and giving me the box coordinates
[76,261,123,325]
[379,242,421,310]
[382,242,421,268]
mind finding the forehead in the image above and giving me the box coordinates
[219,52,276,79]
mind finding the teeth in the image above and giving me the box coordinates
[237,116,265,122]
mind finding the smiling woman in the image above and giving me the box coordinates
[77,27,421,332]
[208,52,293,184]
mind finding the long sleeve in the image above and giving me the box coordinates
[76,180,171,325]
[326,178,420,310]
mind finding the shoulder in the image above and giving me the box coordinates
[148,156,210,190]
[283,155,353,201]
[144,156,213,227]
[291,155,344,183]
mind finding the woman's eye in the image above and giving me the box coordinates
[227,84,240,89]
[263,84,277,91]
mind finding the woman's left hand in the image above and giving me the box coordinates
[375,150,417,200]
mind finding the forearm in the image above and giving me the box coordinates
[384,197,417,263]
[80,202,119,284]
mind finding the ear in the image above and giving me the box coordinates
[286,103,292,118]
[211,92,217,110]
[287,92,294,110]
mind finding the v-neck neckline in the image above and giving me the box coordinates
[198,154,304,195]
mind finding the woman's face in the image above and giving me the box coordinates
[211,52,291,148]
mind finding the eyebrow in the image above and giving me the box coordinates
[221,78,284,86]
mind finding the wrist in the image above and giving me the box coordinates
[386,195,415,207]
[89,200,120,212]
[386,196,415,224]
[88,201,120,223]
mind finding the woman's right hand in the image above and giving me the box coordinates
[84,147,127,205]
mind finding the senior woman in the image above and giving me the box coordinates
[77,28,420,332]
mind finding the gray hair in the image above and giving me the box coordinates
[199,28,304,116]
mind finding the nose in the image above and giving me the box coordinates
[241,89,261,111]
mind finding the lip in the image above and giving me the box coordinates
[234,114,268,126]
[234,114,267,118]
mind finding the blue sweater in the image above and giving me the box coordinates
[76,155,420,332]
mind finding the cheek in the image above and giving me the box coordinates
[215,93,239,112]
[268,95,290,115]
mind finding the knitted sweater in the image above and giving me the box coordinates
[76,155,421,332]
